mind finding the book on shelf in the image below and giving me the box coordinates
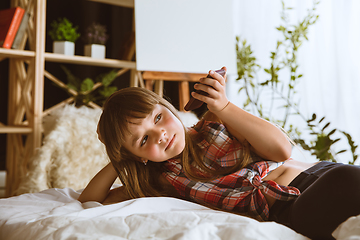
[11,11,30,49]
[0,7,25,49]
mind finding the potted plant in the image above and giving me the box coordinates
[48,17,80,56]
[61,65,118,106]
[83,22,108,59]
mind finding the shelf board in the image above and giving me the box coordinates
[0,125,32,134]
[0,48,35,60]
[44,53,136,69]
[87,0,134,8]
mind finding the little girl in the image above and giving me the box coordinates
[79,67,360,239]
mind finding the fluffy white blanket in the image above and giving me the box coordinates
[1,187,358,239]
[16,105,110,194]
[0,188,309,240]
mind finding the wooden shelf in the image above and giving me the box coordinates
[87,0,134,8]
[44,52,136,69]
[3,0,138,197]
[0,48,35,60]
[0,125,32,134]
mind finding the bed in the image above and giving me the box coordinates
[1,187,359,240]
[1,105,358,240]
[0,187,307,240]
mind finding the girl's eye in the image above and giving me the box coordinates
[141,135,148,146]
[155,113,162,123]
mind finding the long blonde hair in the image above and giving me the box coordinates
[98,87,252,199]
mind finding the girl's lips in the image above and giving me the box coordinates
[165,134,175,151]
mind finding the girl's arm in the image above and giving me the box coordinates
[78,162,123,203]
[192,67,292,162]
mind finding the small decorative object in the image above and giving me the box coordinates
[83,22,108,59]
[48,17,80,55]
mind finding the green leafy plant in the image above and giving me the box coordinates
[60,65,118,106]
[236,1,359,164]
[49,17,80,42]
[341,131,359,165]
[83,22,109,45]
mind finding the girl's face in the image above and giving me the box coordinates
[122,104,186,163]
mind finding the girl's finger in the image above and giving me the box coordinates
[221,66,227,79]
[208,69,226,85]
[199,77,223,91]
[194,83,218,97]
[191,90,208,102]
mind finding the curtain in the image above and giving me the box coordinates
[228,0,360,163]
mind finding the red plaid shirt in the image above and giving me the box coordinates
[163,120,300,221]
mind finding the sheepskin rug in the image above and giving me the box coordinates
[16,105,110,194]
[16,104,199,195]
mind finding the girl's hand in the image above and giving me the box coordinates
[192,66,229,113]
[192,66,292,162]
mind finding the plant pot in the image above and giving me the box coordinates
[84,44,106,59]
[53,41,75,56]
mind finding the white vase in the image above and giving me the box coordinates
[84,44,105,59]
[53,41,75,56]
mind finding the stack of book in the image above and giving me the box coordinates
[0,6,30,50]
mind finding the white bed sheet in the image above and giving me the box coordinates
[0,187,354,240]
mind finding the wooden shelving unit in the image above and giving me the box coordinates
[44,53,136,68]
[0,48,35,59]
[0,124,33,134]
[0,0,137,196]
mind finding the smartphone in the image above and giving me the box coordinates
[184,69,226,111]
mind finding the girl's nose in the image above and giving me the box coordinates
[156,129,166,144]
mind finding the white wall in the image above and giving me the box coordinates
[229,0,360,163]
